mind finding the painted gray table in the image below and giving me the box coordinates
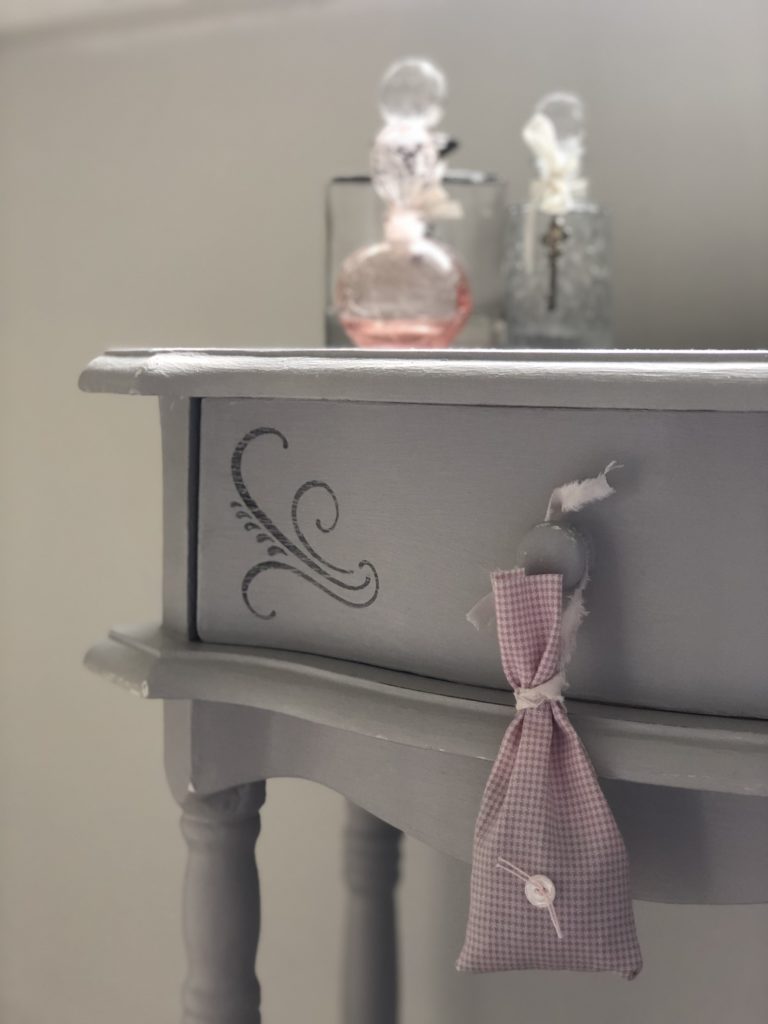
[81,349,768,1024]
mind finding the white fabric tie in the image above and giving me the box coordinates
[545,461,618,522]
[514,672,567,711]
[522,112,588,216]
[522,111,588,273]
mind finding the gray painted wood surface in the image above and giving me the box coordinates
[83,627,768,904]
[161,698,768,907]
[79,348,768,411]
[179,782,265,1024]
[79,348,768,1021]
[87,624,768,798]
[196,397,768,717]
[160,397,199,638]
[343,805,401,1024]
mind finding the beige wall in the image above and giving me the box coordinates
[1,3,767,1022]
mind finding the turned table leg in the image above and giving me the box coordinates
[343,803,403,1024]
[179,782,266,1024]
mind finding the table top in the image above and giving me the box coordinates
[79,348,768,411]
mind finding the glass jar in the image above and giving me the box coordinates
[505,201,613,348]
[326,171,507,349]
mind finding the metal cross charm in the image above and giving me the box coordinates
[541,216,569,311]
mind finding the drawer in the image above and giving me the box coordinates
[196,394,768,718]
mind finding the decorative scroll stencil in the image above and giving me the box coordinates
[230,427,380,619]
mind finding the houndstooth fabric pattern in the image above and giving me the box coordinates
[457,569,642,978]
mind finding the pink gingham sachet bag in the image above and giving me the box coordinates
[457,467,642,979]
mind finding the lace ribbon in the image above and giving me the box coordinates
[522,111,589,273]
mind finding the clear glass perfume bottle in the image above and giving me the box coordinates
[506,92,612,348]
[335,59,473,349]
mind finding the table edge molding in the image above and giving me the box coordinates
[78,348,768,412]
[83,624,768,797]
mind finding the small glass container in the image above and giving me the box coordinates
[326,57,506,349]
[326,171,506,348]
[506,201,612,348]
[505,92,613,349]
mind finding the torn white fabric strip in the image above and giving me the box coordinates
[544,461,620,522]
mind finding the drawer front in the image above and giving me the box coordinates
[197,397,768,718]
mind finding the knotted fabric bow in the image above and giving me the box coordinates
[457,472,642,978]
[522,111,589,273]
[523,111,588,218]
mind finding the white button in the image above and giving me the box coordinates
[524,874,556,908]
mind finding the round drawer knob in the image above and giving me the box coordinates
[515,521,588,593]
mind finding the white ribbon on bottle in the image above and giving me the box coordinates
[416,129,463,220]
[373,119,463,227]
[522,112,589,274]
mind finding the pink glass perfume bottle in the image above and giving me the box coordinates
[335,59,472,349]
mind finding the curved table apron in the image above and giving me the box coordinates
[87,623,768,908]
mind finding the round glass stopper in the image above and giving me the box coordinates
[379,57,446,127]
[535,91,585,150]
